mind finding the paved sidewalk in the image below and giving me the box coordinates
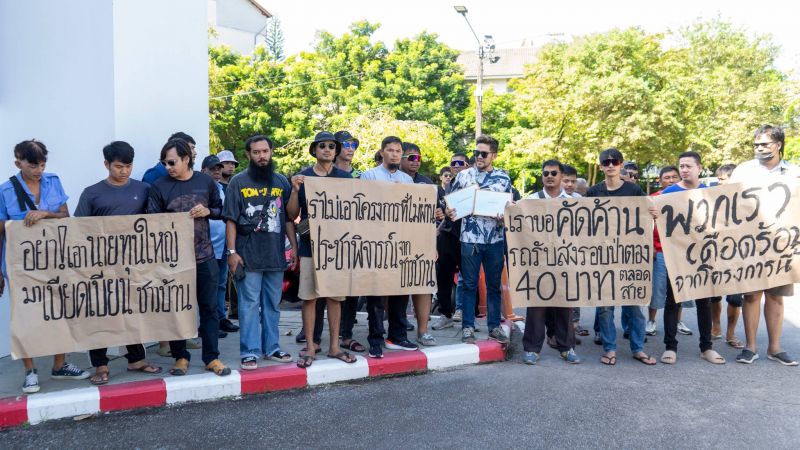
[0,303,510,427]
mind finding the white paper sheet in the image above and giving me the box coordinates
[473,190,513,217]
[444,184,478,220]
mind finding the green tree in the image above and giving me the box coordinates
[264,17,285,62]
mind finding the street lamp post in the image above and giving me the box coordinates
[454,5,498,139]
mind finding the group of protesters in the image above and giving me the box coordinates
[0,124,797,394]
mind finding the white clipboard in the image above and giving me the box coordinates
[473,190,513,217]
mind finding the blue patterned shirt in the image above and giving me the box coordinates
[451,167,512,244]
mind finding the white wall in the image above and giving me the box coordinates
[0,0,208,358]
[209,0,268,55]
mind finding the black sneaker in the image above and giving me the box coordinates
[736,349,759,364]
[489,326,510,344]
[220,318,239,332]
[767,352,798,366]
[368,344,384,359]
[385,339,419,351]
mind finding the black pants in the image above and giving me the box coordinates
[545,308,556,338]
[367,295,408,347]
[89,344,146,368]
[305,296,359,344]
[664,281,713,352]
[523,307,574,353]
[436,231,461,318]
[170,258,220,364]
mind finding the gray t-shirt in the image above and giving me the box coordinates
[74,179,150,217]
[222,169,291,272]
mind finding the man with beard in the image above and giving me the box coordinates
[147,138,230,376]
[224,135,296,369]
[287,131,356,368]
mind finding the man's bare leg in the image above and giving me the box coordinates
[326,299,342,356]
[764,293,784,355]
[725,304,741,341]
[742,293,762,352]
[711,301,722,337]
[301,300,318,358]
[412,294,431,335]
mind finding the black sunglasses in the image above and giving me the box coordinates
[601,158,621,167]
[473,150,492,159]
[317,142,337,150]
[542,170,560,177]
[450,160,466,167]
[160,159,179,167]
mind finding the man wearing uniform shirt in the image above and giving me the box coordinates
[400,142,437,347]
[522,160,581,365]
[287,131,357,368]
[729,125,800,366]
[0,139,89,393]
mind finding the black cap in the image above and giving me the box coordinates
[309,131,341,156]
[334,130,360,147]
[201,155,223,170]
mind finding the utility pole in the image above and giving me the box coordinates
[454,6,498,140]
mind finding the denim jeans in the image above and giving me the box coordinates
[460,242,504,331]
[216,258,229,320]
[235,270,284,358]
[649,252,668,310]
[597,305,645,353]
[169,258,220,364]
[455,273,464,311]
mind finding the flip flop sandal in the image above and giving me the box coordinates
[600,355,617,366]
[661,350,677,364]
[701,350,726,364]
[169,358,190,376]
[127,363,163,374]
[90,371,110,386]
[342,340,366,352]
[296,355,314,368]
[726,338,745,349]
[633,353,657,365]
[206,359,232,376]
[328,351,357,364]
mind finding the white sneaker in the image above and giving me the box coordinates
[645,320,657,336]
[23,369,40,393]
[677,321,693,335]
[452,309,463,322]
[431,315,454,330]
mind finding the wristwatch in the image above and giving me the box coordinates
[226,249,237,256]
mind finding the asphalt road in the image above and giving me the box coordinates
[4,310,800,450]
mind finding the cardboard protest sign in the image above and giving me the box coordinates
[505,197,653,307]
[304,177,438,297]
[654,181,800,302]
[5,214,198,359]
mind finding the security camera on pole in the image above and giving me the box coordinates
[454,5,499,139]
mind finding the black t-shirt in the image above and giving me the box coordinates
[146,171,222,263]
[223,169,291,272]
[74,179,150,217]
[411,172,434,185]
[586,180,644,198]
[297,165,352,257]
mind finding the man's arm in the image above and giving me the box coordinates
[207,180,223,220]
[23,202,68,227]
[285,220,298,270]
[286,175,304,220]
[225,220,243,274]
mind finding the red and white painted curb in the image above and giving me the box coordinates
[0,329,509,428]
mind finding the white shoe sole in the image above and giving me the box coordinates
[767,354,798,366]
[22,386,40,394]
[385,343,419,351]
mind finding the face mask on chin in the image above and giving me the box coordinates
[755,150,777,161]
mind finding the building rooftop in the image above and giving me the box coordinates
[456,46,539,80]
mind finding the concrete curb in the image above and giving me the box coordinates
[0,325,510,428]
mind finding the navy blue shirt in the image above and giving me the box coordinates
[74,179,150,217]
[141,161,167,185]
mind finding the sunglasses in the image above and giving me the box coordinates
[542,170,560,177]
[403,154,422,162]
[600,158,622,167]
[342,142,358,150]
[441,173,452,177]
[629,173,639,180]
[317,142,337,150]
[160,159,179,167]
[473,150,492,159]
[450,160,467,167]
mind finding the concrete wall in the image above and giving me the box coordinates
[0,0,209,358]
[209,0,268,55]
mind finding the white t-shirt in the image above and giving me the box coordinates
[730,159,800,181]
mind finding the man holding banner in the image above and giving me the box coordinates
[74,141,163,384]
[654,151,725,365]
[287,131,356,367]
[729,125,799,366]
[521,160,580,364]
[587,148,656,366]
[147,138,231,377]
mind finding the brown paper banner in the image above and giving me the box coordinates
[305,177,438,297]
[5,213,198,359]
[654,181,800,302]
[505,197,653,307]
